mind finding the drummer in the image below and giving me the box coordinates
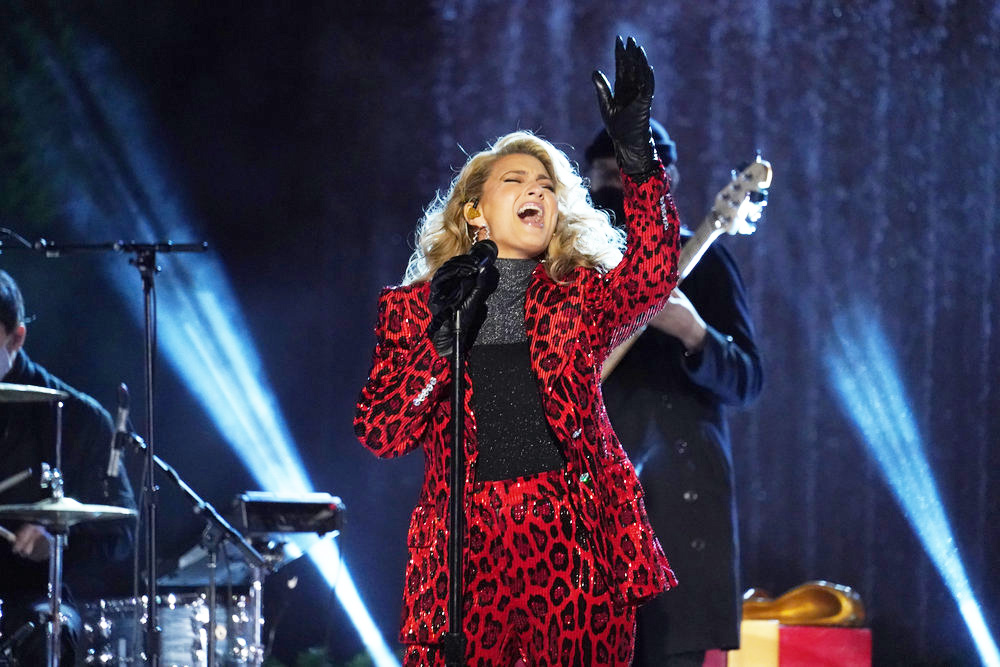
[0,269,136,663]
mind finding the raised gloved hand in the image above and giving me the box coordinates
[592,36,658,183]
[426,249,500,359]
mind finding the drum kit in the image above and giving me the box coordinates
[0,236,345,667]
[0,382,281,667]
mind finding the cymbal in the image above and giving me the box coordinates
[0,382,70,403]
[0,497,136,528]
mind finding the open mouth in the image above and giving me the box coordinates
[517,203,545,228]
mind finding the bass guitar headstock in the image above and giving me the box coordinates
[710,154,772,236]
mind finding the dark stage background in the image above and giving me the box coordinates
[2,2,998,665]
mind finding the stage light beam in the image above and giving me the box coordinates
[10,23,400,667]
[825,305,999,667]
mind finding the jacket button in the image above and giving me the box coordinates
[690,538,706,552]
[675,439,689,454]
[683,490,698,502]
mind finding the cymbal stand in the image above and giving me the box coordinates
[40,400,65,667]
[201,527,222,667]
[249,565,264,667]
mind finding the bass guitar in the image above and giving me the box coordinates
[601,155,772,382]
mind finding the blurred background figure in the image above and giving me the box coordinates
[587,123,764,667]
[0,269,136,665]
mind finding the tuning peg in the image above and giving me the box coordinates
[750,190,768,204]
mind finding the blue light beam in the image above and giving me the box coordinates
[825,304,999,667]
[11,25,399,667]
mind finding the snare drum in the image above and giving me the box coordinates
[80,593,251,666]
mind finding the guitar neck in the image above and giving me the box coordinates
[599,215,722,383]
[677,212,725,283]
[601,155,770,383]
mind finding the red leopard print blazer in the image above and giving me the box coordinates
[355,167,681,645]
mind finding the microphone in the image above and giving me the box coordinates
[427,241,499,336]
[106,383,130,478]
[467,239,498,270]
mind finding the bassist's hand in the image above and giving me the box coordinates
[648,287,707,353]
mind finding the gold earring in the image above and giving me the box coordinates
[467,207,481,219]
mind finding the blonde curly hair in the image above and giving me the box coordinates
[403,131,625,284]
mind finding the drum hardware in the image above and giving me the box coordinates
[80,593,254,666]
[0,490,137,667]
[0,366,79,666]
[0,620,37,664]
[1,392,58,665]
[122,436,269,667]
[0,390,137,667]
[0,384,137,667]
[0,468,34,497]
[10,231,209,666]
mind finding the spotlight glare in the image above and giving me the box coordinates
[825,305,999,667]
[12,32,399,667]
[308,540,400,667]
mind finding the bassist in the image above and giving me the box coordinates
[586,123,765,667]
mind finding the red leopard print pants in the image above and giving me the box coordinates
[403,468,636,666]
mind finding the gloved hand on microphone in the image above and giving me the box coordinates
[592,36,658,183]
[427,242,500,359]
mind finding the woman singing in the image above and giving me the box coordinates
[355,37,680,666]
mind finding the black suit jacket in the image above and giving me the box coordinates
[602,240,763,658]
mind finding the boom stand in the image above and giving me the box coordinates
[30,238,208,664]
[119,242,208,665]
[128,434,269,667]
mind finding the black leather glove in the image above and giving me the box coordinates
[592,36,658,183]
[427,254,500,358]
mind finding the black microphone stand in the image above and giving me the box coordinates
[442,308,467,667]
[26,237,208,665]
[436,240,496,667]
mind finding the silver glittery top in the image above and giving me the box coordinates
[475,258,539,345]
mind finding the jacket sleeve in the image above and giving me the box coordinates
[353,286,450,459]
[588,166,681,358]
[680,246,763,407]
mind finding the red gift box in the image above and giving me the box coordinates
[778,625,871,666]
[713,621,871,666]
